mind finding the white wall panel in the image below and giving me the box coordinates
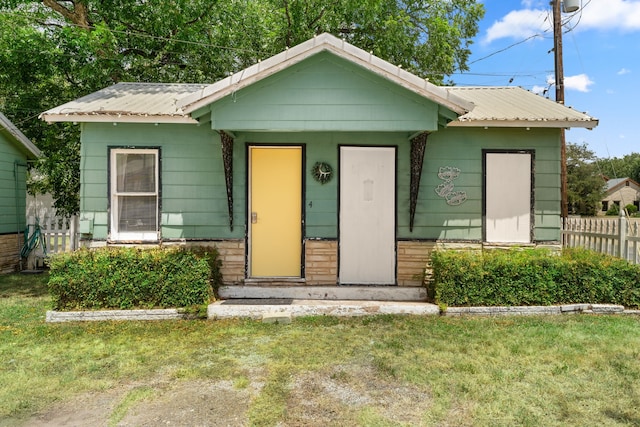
[486,153,532,243]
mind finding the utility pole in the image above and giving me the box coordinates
[553,0,568,219]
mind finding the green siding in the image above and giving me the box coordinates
[419,127,561,241]
[239,128,560,242]
[0,132,29,234]
[79,123,561,243]
[80,122,245,240]
[205,52,442,132]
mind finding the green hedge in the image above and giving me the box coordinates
[48,246,219,310]
[430,248,640,308]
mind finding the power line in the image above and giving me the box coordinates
[469,0,592,68]
[468,34,545,66]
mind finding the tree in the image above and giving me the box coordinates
[566,143,606,216]
[596,152,640,184]
[0,0,484,217]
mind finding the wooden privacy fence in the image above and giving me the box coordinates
[562,213,640,264]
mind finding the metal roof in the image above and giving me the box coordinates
[448,86,598,129]
[40,83,208,124]
[605,177,640,193]
[39,35,598,131]
[606,178,628,191]
[0,112,41,158]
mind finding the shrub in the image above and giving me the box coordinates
[430,248,640,308]
[606,204,620,216]
[48,246,219,310]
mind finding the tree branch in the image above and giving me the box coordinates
[41,0,92,29]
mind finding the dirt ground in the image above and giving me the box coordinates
[12,364,435,426]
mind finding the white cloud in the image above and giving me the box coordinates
[520,0,542,8]
[547,73,594,92]
[483,9,551,44]
[565,74,594,92]
[531,85,547,95]
[577,0,640,32]
[484,0,640,44]
[617,68,631,75]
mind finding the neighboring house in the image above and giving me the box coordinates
[0,113,41,273]
[601,177,640,215]
[40,33,598,297]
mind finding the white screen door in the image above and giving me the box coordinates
[339,146,395,284]
[485,152,532,243]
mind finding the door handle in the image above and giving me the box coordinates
[251,212,258,224]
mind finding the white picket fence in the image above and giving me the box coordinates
[25,194,78,268]
[562,213,640,264]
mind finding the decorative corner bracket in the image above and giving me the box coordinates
[219,130,234,231]
[410,132,429,232]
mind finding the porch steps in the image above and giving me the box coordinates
[218,285,428,302]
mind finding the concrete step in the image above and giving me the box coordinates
[218,285,428,302]
[208,299,439,320]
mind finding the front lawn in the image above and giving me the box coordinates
[1,272,639,426]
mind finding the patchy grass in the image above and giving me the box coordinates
[108,386,157,427]
[1,273,640,426]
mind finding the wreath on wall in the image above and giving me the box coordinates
[311,161,333,184]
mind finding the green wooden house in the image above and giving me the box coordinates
[41,33,597,299]
[0,113,41,273]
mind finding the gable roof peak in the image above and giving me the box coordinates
[178,32,474,115]
[606,177,640,192]
[0,112,41,158]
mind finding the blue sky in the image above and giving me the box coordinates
[453,0,640,159]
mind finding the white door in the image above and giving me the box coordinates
[485,152,532,243]
[339,146,395,284]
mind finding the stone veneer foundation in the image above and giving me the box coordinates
[0,233,20,273]
[304,239,338,285]
[396,241,437,287]
[208,239,436,287]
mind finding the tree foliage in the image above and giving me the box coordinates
[566,142,606,216]
[0,0,484,217]
[597,152,640,185]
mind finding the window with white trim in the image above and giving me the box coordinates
[110,148,159,241]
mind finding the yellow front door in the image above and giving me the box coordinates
[249,146,302,277]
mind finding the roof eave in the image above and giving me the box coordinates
[0,113,41,158]
[448,119,599,129]
[40,113,199,125]
[607,178,640,194]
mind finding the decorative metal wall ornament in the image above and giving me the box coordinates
[445,191,467,206]
[311,161,333,184]
[409,132,429,232]
[437,166,460,181]
[435,166,467,206]
[219,130,234,230]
